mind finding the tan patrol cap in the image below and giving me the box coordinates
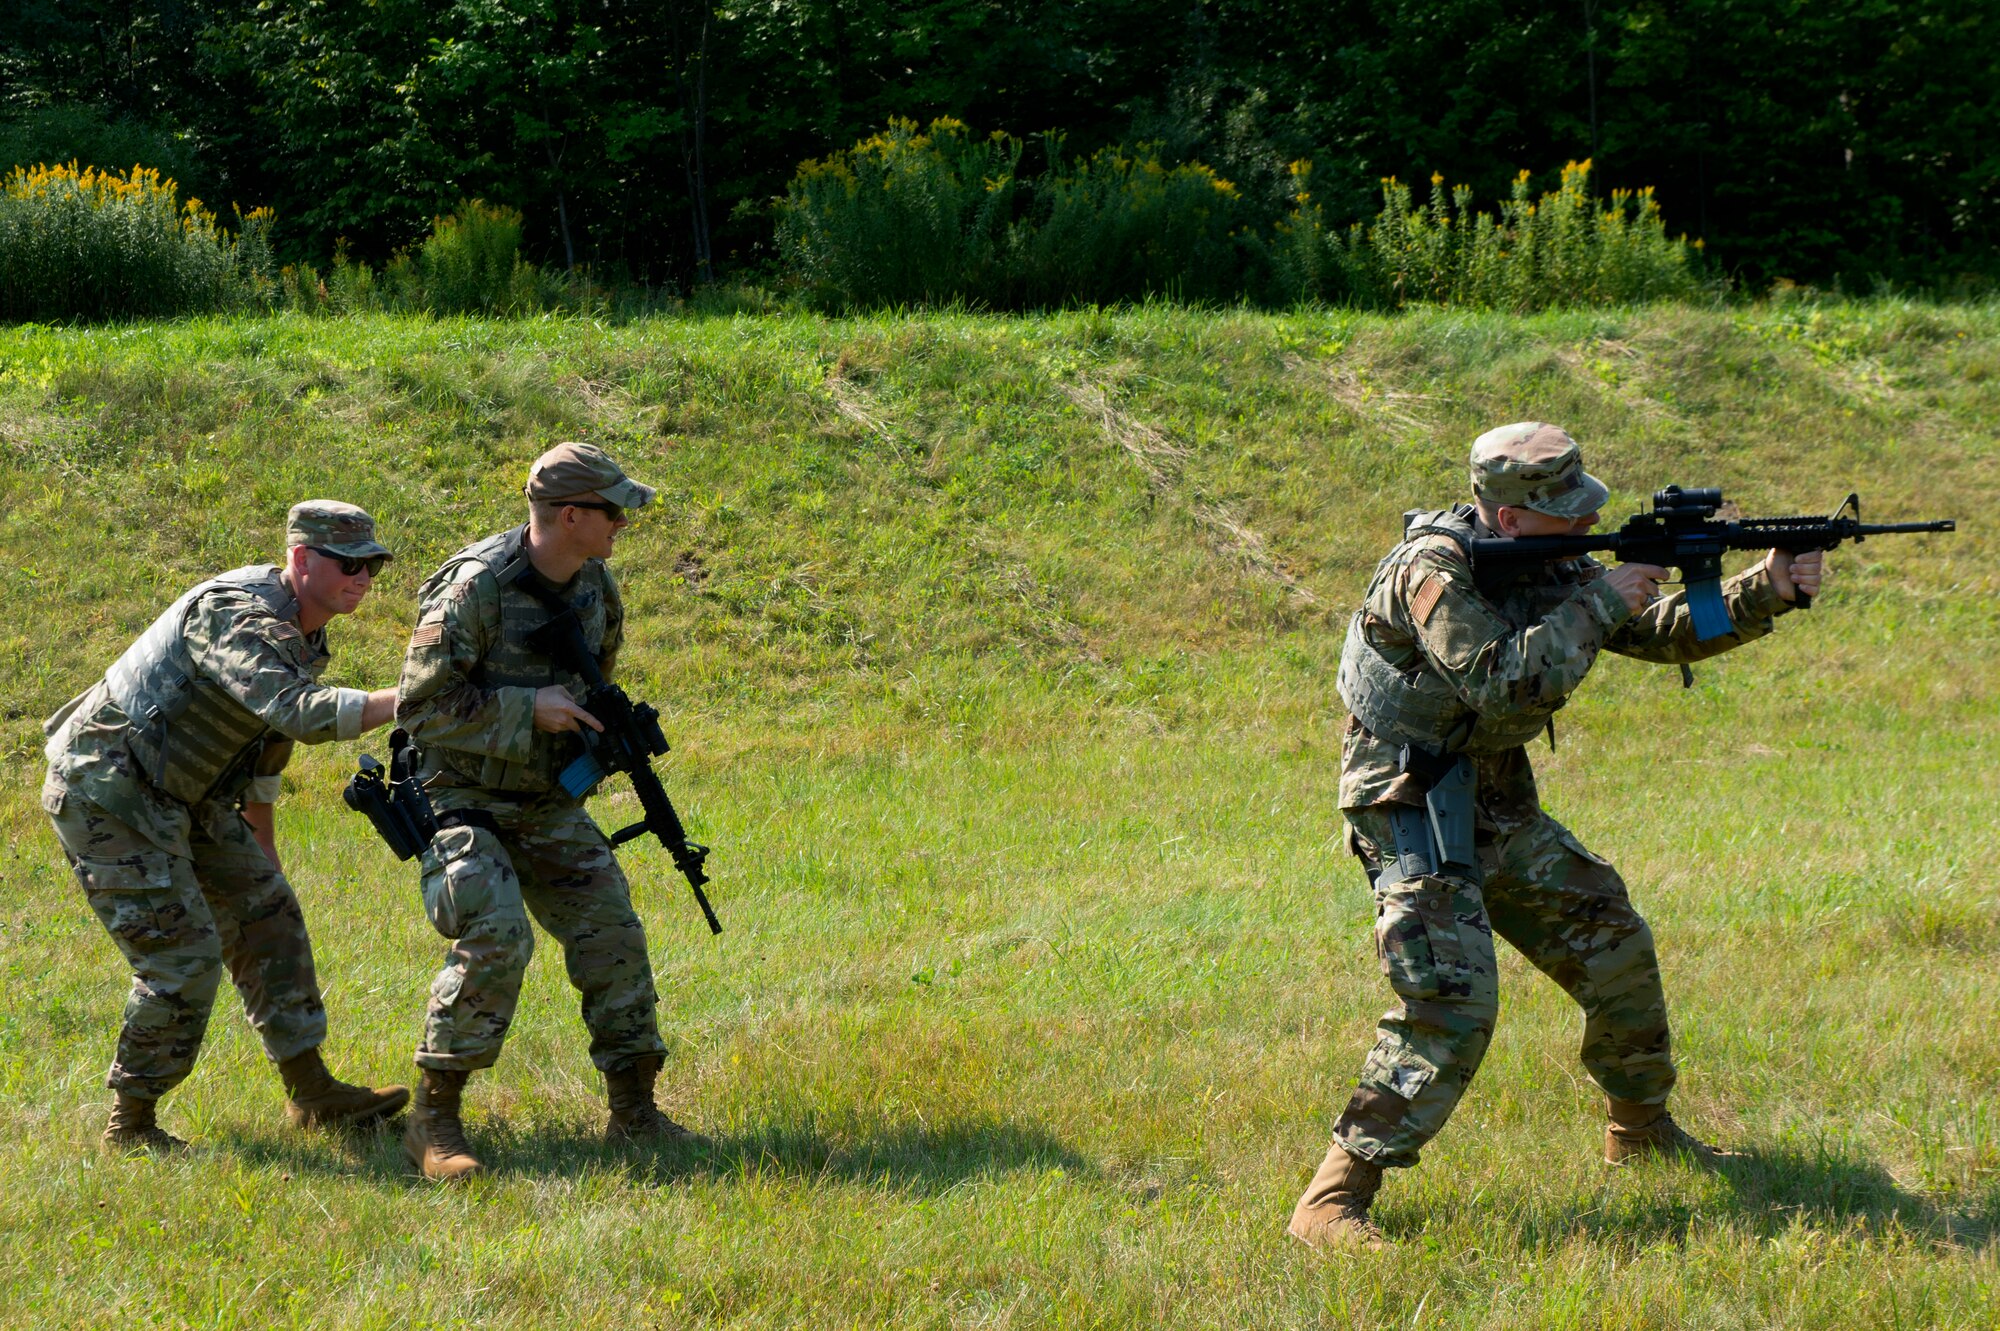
[525,441,657,510]
[1469,422,1610,518]
[286,499,392,559]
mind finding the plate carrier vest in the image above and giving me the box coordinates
[102,565,310,805]
[414,526,612,794]
[1336,506,1561,755]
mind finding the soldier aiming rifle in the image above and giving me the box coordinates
[1290,422,1956,1251]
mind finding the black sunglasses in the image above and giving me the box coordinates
[309,547,389,577]
[564,500,625,521]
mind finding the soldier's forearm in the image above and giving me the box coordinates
[360,688,398,733]
[1607,565,1786,664]
[241,801,282,870]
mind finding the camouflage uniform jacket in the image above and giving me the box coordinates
[1338,510,1792,831]
[42,566,368,858]
[396,526,624,805]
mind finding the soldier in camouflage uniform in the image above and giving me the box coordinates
[1289,424,1828,1251]
[396,442,699,1182]
[43,502,411,1152]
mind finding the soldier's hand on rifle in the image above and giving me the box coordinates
[533,684,604,735]
[1764,548,1825,603]
[1603,562,1671,614]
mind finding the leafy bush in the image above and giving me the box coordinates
[777,120,1249,309]
[0,163,273,322]
[1013,144,1249,306]
[781,126,1700,312]
[411,199,529,313]
[276,201,605,317]
[1280,160,1706,311]
[777,119,1021,307]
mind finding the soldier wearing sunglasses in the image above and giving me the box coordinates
[394,442,698,1181]
[42,501,410,1152]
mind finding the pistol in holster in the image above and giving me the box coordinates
[343,727,439,860]
[1381,744,1479,886]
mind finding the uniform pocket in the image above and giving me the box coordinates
[419,824,483,939]
[40,772,66,816]
[1374,876,1480,1000]
[71,848,182,949]
[1359,1035,1437,1103]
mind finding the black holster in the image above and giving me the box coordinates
[1382,745,1480,886]
[343,728,439,860]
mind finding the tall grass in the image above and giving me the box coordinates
[0,163,274,321]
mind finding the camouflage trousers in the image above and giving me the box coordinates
[1332,806,1675,1168]
[414,796,664,1074]
[45,782,327,1098]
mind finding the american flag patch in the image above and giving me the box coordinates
[410,622,445,649]
[1411,573,1447,624]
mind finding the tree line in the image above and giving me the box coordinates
[3,0,1995,294]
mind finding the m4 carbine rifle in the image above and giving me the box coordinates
[524,599,722,936]
[1468,488,1956,642]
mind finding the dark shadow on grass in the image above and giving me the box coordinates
[1447,1144,1997,1251]
[223,1114,1094,1195]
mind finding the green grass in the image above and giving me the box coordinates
[0,301,1994,1328]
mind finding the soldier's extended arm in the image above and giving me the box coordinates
[395,570,538,761]
[187,591,370,743]
[1601,560,1790,665]
[1401,540,1634,720]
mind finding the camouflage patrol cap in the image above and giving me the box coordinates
[525,441,656,510]
[286,499,392,559]
[1469,422,1610,518]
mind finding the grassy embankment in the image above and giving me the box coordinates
[0,302,1994,1328]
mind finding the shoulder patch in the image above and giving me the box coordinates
[410,622,445,649]
[1411,573,1447,625]
[269,622,304,642]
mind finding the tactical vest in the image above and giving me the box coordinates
[1337,506,1560,755]
[102,565,317,805]
[418,527,613,794]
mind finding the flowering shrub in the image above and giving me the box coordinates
[784,130,1705,311]
[1280,160,1704,310]
[777,119,1022,307]
[777,120,1248,308]
[0,163,274,321]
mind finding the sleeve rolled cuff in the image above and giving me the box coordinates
[334,687,370,741]
[245,775,284,803]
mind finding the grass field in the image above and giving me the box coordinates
[0,301,1994,1328]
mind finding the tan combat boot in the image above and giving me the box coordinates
[1605,1098,1742,1167]
[102,1091,188,1153]
[402,1068,484,1182]
[278,1047,410,1129]
[604,1055,709,1146]
[1287,1143,1388,1252]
